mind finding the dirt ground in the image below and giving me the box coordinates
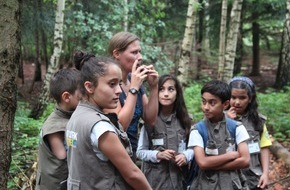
[17,56,290,189]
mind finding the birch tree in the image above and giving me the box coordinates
[30,0,66,118]
[275,0,290,88]
[217,0,228,79]
[0,0,21,188]
[221,0,243,82]
[178,0,198,86]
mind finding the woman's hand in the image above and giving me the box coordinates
[130,60,148,89]
[145,64,158,89]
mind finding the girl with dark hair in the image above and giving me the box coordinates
[65,50,152,190]
[136,74,193,190]
[228,76,272,189]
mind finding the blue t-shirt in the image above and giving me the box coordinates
[119,75,145,152]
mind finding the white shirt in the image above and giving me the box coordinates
[137,126,194,163]
[90,121,116,161]
[188,123,249,148]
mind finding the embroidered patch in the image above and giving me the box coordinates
[66,130,78,148]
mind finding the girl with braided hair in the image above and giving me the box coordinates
[228,76,272,190]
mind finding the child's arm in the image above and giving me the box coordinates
[194,146,240,170]
[142,66,159,127]
[258,147,270,189]
[99,131,152,190]
[213,124,250,170]
[47,132,66,160]
[136,126,160,163]
[213,141,250,170]
[258,125,272,188]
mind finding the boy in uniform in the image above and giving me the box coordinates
[35,68,81,190]
[188,80,250,190]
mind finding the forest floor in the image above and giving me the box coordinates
[17,53,290,189]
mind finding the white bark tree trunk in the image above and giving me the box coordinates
[222,0,243,82]
[178,0,198,86]
[218,0,228,80]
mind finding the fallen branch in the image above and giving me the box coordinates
[269,140,290,166]
[268,175,290,186]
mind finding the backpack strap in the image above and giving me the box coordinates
[196,121,208,147]
[197,118,237,147]
[225,117,237,142]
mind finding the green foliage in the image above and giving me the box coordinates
[258,87,290,141]
[8,102,54,189]
[141,44,174,75]
[184,82,204,123]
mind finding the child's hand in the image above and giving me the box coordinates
[258,173,269,189]
[157,149,175,161]
[227,107,237,119]
[227,151,240,160]
[175,153,187,167]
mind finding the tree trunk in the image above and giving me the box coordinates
[33,0,42,82]
[275,0,290,88]
[178,0,198,87]
[0,0,21,188]
[233,15,243,75]
[222,0,243,82]
[217,0,228,80]
[29,0,66,119]
[251,19,260,76]
[40,0,49,71]
[195,0,205,80]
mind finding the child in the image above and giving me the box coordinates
[107,32,159,161]
[36,68,81,190]
[188,80,250,190]
[65,51,152,190]
[136,74,193,190]
[228,76,272,189]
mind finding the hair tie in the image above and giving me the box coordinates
[229,76,255,91]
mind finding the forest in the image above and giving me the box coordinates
[1,0,290,189]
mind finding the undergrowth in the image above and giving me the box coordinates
[8,102,54,189]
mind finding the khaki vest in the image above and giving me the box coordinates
[191,118,248,190]
[142,113,185,190]
[237,113,266,189]
[36,107,72,190]
[66,102,133,190]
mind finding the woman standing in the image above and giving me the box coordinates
[107,32,159,160]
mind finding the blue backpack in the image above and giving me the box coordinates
[184,118,237,190]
